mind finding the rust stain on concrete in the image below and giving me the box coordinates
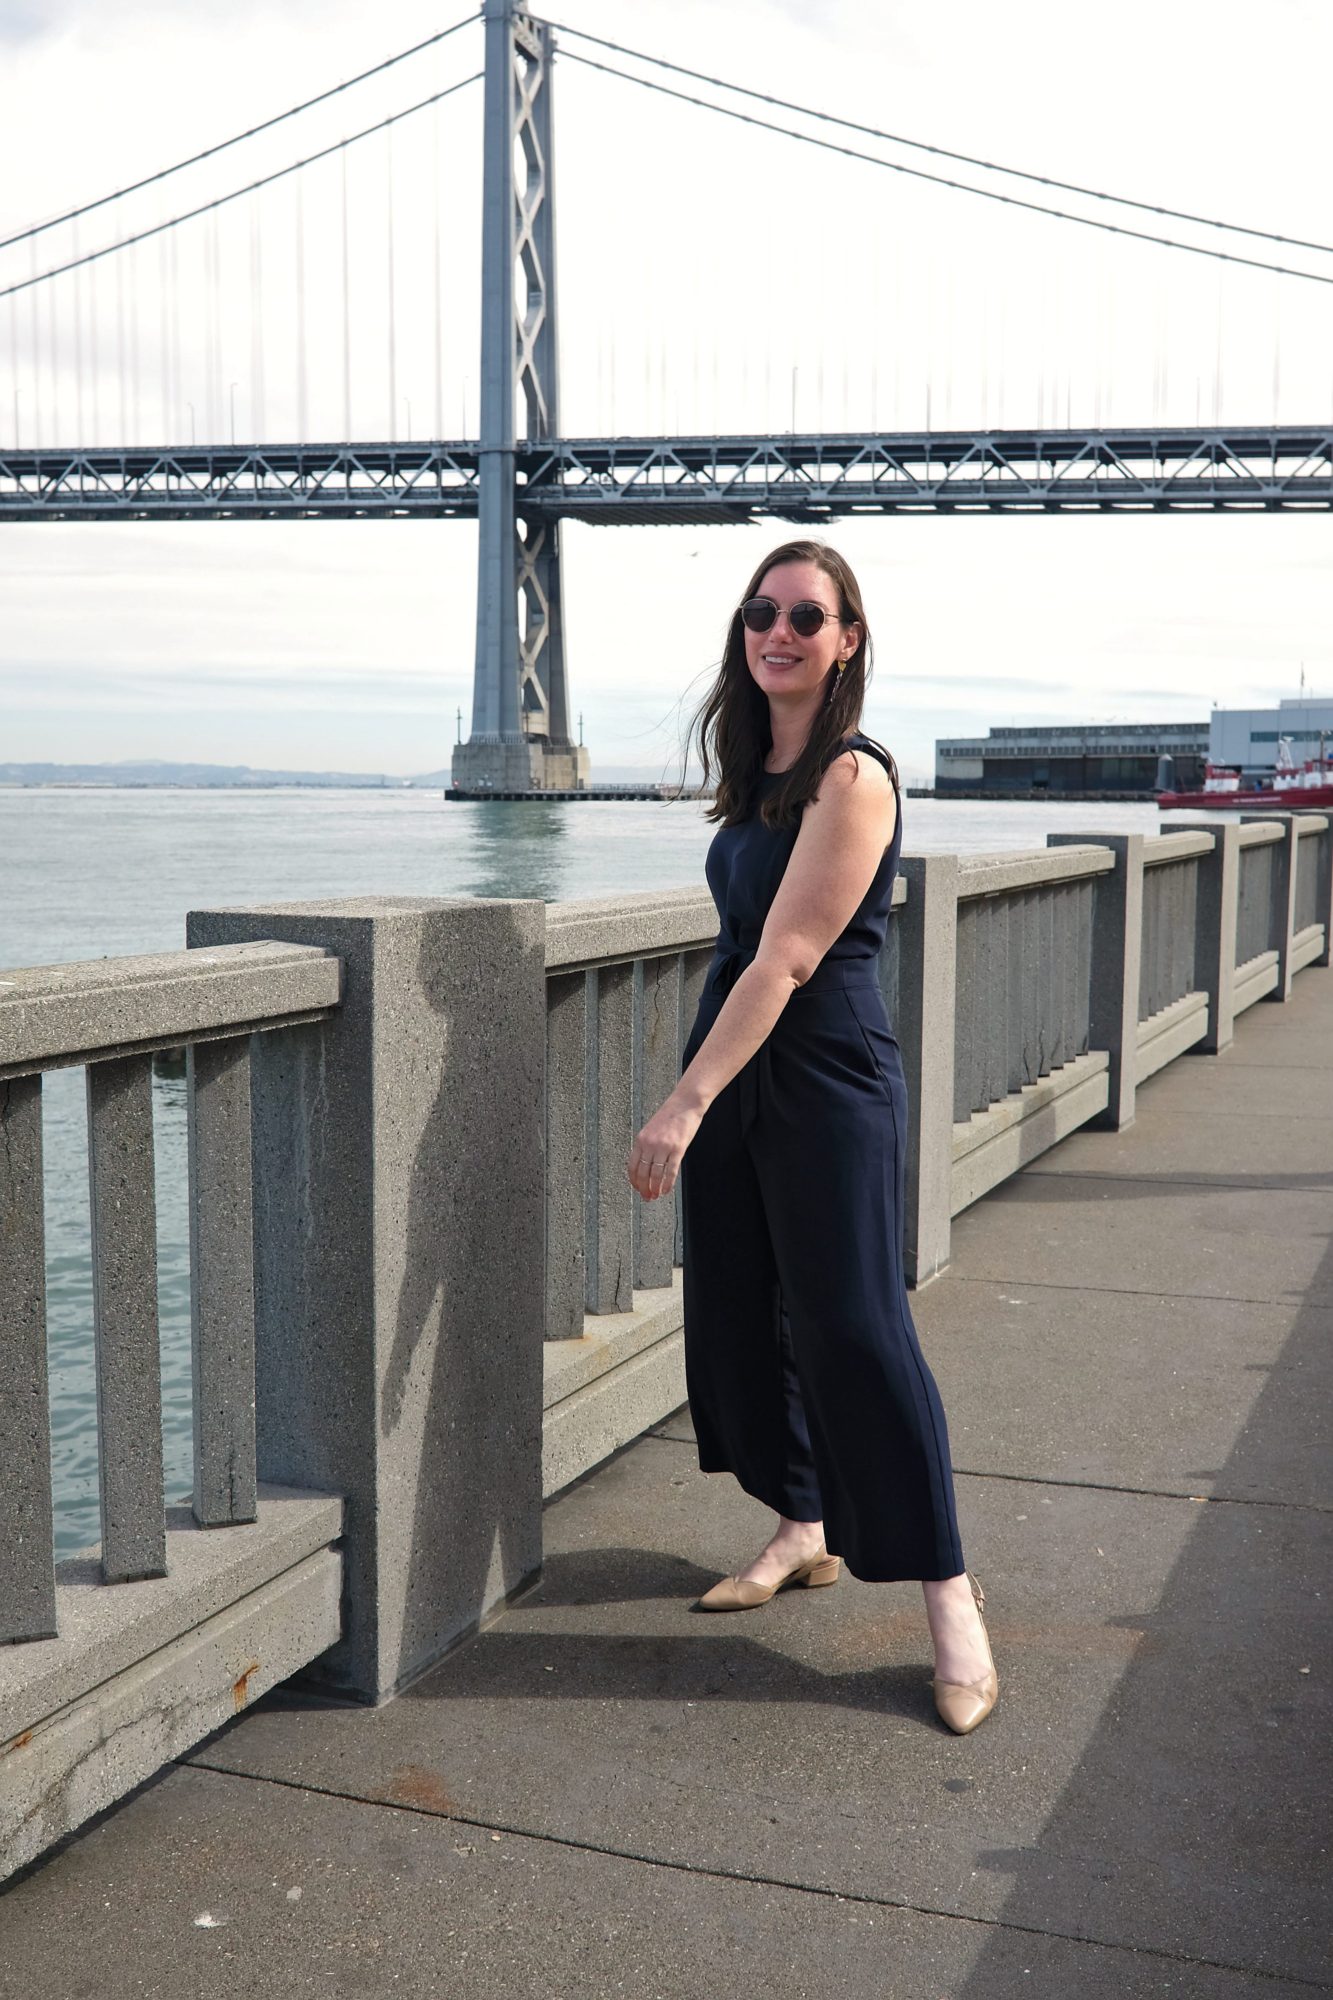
[376,1764,460,1815]
[231,1660,262,1710]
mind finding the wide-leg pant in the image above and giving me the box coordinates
[679,954,966,1583]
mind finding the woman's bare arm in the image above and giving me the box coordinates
[627,750,897,1199]
[676,750,898,1115]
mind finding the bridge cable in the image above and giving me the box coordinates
[556,50,1333,289]
[156,227,167,439]
[432,106,444,441]
[341,148,353,437]
[0,9,481,253]
[0,72,484,303]
[296,173,309,441]
[545,20,1333,260]
[386,123,396,438]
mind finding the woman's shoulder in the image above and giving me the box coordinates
[832,731,898,788]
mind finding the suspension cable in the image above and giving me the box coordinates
[0,10,481,254]
[0,73,483,302]
[545,19,1333,259]
[556,50,1333,287]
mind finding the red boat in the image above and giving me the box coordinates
[1157,735,1333,811]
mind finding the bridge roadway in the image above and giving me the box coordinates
[2,424,1331,521]
[3,962,1328,1996]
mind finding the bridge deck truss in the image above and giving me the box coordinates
[2,428,1329,522]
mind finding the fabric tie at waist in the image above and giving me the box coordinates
[705,946,883,1139]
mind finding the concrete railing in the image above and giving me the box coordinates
[1,811,1328,1885]
[0,941,345,1880]
[1234,811,1327,1000]
[934,814,1329,1262]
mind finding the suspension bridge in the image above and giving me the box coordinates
[2,0,1330,791]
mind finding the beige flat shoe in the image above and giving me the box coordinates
[695,1546,841,1611]
[932,1569,999,1734]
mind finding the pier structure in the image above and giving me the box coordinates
[1,806,1328,1893]
[0,807,1328,1989]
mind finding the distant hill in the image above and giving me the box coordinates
[1,759,711,789]
[0,760,414,788]
[1,755,934,790]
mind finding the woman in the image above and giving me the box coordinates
[625,539,998,1735]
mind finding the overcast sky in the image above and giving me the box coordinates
[1,0,1330,779]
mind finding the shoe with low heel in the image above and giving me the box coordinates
[931,1569,999,1734]
[695,1547,841,1611]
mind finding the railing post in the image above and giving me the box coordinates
[635,954,684,1289]
[1168,821,1239,1053]
[588,962,635,1313]
[0,1075,58,1644]
[187,1036,258,1525]
[86,1054,167,1583]
[544,970,588,1340]
[895,855,958,1287]
[1239,814,1299,999]
[1047,833,1144,1128]
[1312,815,1333,969]
[188,897,546,1704]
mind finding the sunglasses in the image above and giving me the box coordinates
[740,596,847,639]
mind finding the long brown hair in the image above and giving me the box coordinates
[682,539,899,828]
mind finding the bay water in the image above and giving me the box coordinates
[4,782,1185,1558]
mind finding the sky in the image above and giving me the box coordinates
[1,0,1330,781]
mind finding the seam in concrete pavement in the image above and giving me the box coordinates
[1159,1060,1331,1074]
[932,1274,1322,1308]
[1020,1169,1331,1191]
[175,1757,1327,1989]
[638,1432,1331,1512]
[949,1466,1331,1513]
[962,1170,1324,1197]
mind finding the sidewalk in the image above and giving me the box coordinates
[4,970,1329,1999]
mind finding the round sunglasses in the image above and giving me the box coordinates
[740,596,847,639]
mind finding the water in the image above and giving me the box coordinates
[3,782,1191,1559]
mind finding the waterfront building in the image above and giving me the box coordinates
[1210,696,1333,783]
[934,722,1208,797]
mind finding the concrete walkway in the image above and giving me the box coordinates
[5,970,1330,1999]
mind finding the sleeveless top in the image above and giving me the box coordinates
[703,731,902,988]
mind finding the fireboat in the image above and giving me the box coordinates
[1157,733,1333,811]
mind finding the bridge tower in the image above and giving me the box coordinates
[452,0,589,794]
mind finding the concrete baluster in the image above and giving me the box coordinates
[634,954,682,1290]
[895,854,958,1287]
[187,1036,258,1525]
[544,968,588,1341]
[673,946,712,1268]
[588,961,635,1315]
[1238,814,1299,1000]
[1003,891,1026,1093]
[1170,821,1238,1053]
[1313,817,1333,970]
[951,894,977,1116]
[86,1054,167,1584]
[1046,833,1144,1129]
[0,1075,58,1644]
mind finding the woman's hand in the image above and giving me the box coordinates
[627,1093,704,1201]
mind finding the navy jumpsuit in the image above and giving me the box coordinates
[678,730,966,1583]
